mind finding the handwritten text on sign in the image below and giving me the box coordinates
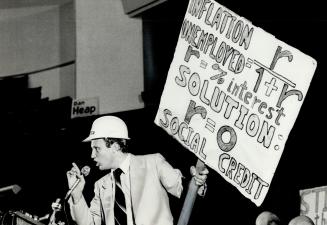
[154,0,316,206]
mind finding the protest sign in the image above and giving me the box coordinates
[154,0,317,206]
[300,186,327,225]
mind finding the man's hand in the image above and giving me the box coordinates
[66,162,85,204]
[190,165,209,186]
[190,165,209,196]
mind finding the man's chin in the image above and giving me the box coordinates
[98,165,109,170]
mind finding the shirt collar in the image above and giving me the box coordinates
[118,153,131,174]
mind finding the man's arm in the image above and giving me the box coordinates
[154,154,209,197]
[67,163,102,225]
[155,153,184,198]
[69,188,102,225]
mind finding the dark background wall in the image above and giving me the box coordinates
[0,0,326,225]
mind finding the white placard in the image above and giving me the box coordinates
[154,0,317,206]
[300,186,327,225]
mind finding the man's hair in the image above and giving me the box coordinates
[104,137,129,153]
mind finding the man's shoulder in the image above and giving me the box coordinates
[130,153,167,169]
[132,153,165,161]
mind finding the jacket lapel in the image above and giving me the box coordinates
[129,155,146,219]
[100,173,114,225]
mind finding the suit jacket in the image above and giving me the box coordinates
[70,153,183,225]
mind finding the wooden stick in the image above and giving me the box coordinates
[177,159,206,225]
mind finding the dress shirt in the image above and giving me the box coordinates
[114,153,133,225]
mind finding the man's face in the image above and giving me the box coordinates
[90,139,118,170]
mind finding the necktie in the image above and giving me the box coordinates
[113,168,127,225]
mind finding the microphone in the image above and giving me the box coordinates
[0,184,21,194]
[65,165,90,200]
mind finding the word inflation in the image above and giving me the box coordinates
[187,0,254,50]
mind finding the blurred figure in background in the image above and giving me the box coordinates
[288,215,314,225]
[256,211,281,225]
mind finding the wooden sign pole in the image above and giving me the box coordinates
[177,159,206,225]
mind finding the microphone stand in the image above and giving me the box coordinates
[48,198,63,225]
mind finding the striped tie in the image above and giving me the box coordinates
[113,169,127,225]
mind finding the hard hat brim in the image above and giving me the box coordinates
[82,135,130,142]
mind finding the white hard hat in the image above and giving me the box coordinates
[83,116,130,142]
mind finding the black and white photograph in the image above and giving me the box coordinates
[0,0,325,225]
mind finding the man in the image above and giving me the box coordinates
[67,116,208,225]
[256,211,281,225]
[288,216,314,225]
